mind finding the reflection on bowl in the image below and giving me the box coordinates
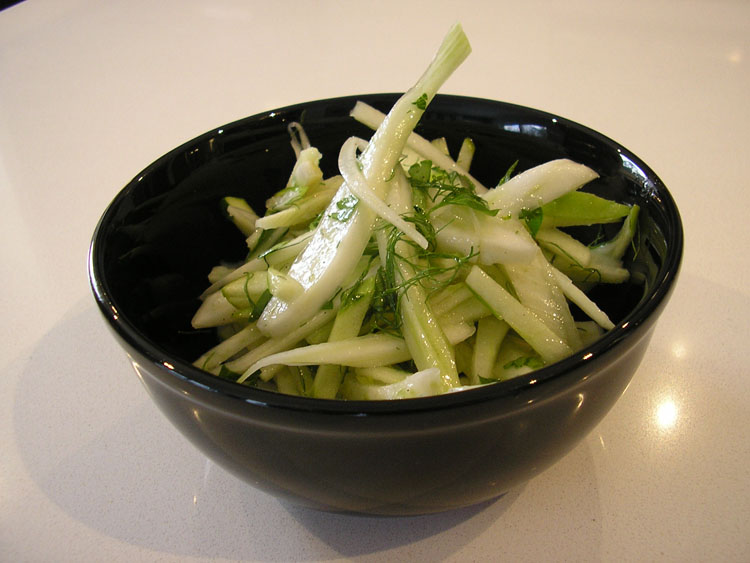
[89,94,683,515]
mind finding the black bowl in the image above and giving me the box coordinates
[89,94,683,515]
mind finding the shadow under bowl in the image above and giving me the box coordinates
[89,94,683,515]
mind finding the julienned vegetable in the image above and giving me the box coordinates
[191,23,639,399]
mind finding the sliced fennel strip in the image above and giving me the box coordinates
[338,136,428,249]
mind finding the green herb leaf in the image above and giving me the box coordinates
[330,194,359,222]
[498,160,519,186]
[371,212,477,335]
[250,289,272,319]
[521,207,543,237]
[308,210,324,230]
[412,93,428,110]
[268,183,308,212]
[242,273,255,309]
[408,160,432,183]
[503,356,545,370]
[322,287,342,310]
[371,267,400,334]
[408,160,498,217]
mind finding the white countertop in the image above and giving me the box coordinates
[1,0,748,560]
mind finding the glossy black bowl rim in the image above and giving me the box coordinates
[89,93,684,416]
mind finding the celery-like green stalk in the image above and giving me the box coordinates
[503,249,581,349]
[399,276,460,389]
[383,166,461,390]
[535,227,592,267]
[255,186,338,230]
[466,265,572,363]
[312,276,376,398]
[469,316,509,385]
[456,137,475,170]
[592,205,640,260]
[540,190,631,227]
[222,197,258,236]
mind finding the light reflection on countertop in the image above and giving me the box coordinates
[655,398,678,430]
[649,339,687,433]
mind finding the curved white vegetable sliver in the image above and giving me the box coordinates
[339,137,429,249]
[548,264,615,330]
[482,159,599,216]
[287,121,311,157]
[344,367,443,400]
[242,333,412,375]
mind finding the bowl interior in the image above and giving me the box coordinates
[90,93,682,409]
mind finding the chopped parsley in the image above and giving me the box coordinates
[330,194,359,222]
[520,207,543,237]
[503,356,545,370]
[412,93,428,110]
[407,161,498,217]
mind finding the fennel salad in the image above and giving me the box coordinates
[191,24,638,400]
